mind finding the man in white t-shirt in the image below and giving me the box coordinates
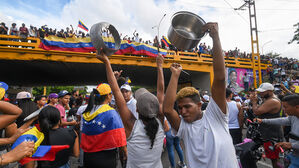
[163,22,238,168]
[120,84,138,119]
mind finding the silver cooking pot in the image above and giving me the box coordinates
[90,22,121,56]
[168,11,206,50]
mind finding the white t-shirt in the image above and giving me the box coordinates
[174,98,238,168]
[76,104,88,131]
[127,98,138,119]
[127,119,164,168]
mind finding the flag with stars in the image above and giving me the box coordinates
[81,104,126,152]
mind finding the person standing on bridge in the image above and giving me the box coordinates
[163,22,238,168]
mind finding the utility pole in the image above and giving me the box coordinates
[235,0,262,88]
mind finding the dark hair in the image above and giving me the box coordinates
[16,99,39,127]
[38,106,61,144]
[226,88,233,98]
[117,77,126,87]
[34,95,47,103]
[83,89,108,114]
[282,94,299,106]
[139,115,159,149]
[75,96,83,107]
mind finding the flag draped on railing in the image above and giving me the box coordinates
[39,36,167,57]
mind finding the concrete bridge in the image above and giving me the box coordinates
[0,35,270,92]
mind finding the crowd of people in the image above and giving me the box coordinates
[0,21,274,60]
[0,22,298,168]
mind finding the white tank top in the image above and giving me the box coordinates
[227,101,240,129]
[126,119,164,168]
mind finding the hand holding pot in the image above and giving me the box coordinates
[202,22,219,40]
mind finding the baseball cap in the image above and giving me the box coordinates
[16,91,32,99]
[120,84,132,91]
[234,96,242,102]
[96,83,112,96]
[58,90,71,98]
[48,93,58,99]
[256,83,274,92]
[203,95,209,102]
[0,82,8,100]
[135,88,159,118]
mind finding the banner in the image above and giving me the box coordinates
[226,68,265,93]
[39,36,167,57]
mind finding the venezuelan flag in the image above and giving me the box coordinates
[39,36,95,52]
[39,36,167,57]
[162,36,171,46]
[81,104,126,152]
[78,20,88,31]
[12,126,69,165]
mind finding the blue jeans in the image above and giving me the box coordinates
[58,162,70,168]
[166,130,184,168]
[287,154,299,168]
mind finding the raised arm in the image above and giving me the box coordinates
[202,22,226,114]
[96,50,135,138]
[0,101,22,129]
[163,63,182,131]
[156,54,165,124]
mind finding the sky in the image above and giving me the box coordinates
[0,0,299,59]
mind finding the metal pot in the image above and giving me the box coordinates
[168,11,206,50]
[90,22,121,56]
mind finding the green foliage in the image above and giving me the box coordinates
[32,86,78,96]
[288,23,299,44]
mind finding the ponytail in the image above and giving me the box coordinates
[83,89,108,114]
[38,106,60,145]
[139,115,159,149]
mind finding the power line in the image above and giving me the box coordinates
[259,27,296,32]
[222,0,249,24]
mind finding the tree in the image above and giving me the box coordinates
[32,86,75,96]
[288,22,299,44]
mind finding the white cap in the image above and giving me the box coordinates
[256,83,274,92]
[203,95,209,101]
[120,84,132,91]
[16,91,32,99]
[234,96,242,102]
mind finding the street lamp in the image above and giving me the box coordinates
[261,40,272,55]
[152,14,166,52]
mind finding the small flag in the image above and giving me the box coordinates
[162,36,171,46]
[12,126,69,165]
[78,20,88,32]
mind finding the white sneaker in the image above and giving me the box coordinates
[178,161,187,168]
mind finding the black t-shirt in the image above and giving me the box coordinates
[37,128,76,168]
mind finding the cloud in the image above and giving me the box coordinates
[1,0,299,58]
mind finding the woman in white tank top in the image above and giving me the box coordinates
[226,88,243,144]
[97,52,165,168]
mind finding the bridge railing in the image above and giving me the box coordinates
[0,35,271,69]
[0,35,41,49]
